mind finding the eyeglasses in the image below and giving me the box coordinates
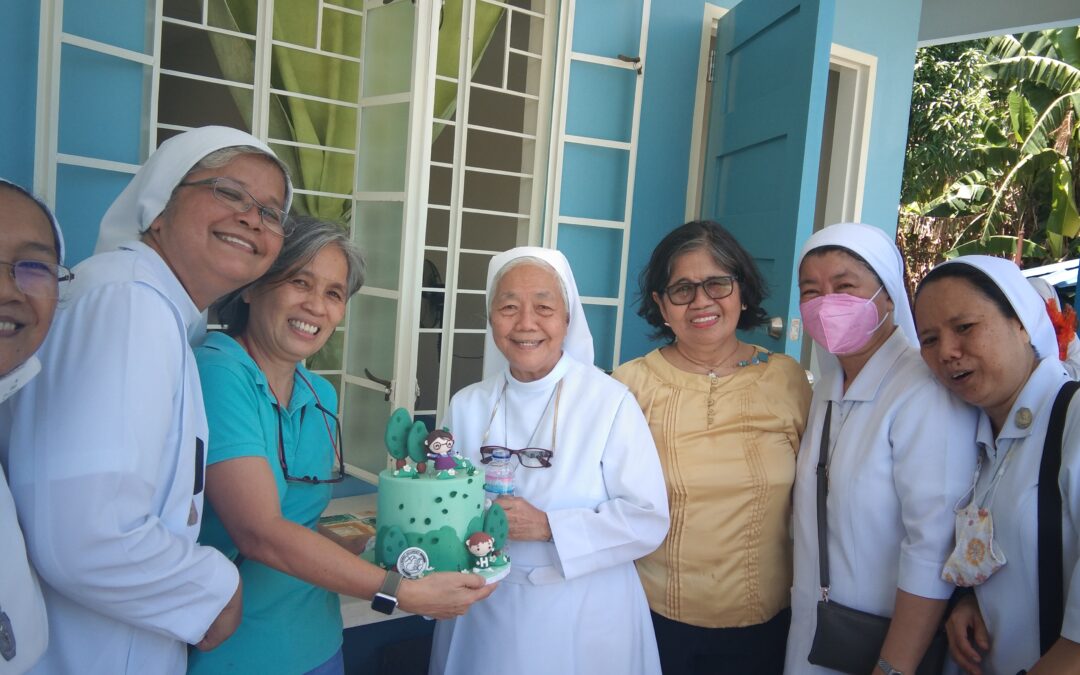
[275,373,345,484]
[1,260,74,298]
[663,276,737,305]
[479,445,553,468]
[179,177,288,236]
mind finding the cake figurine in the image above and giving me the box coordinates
[425,429,457,479]
[367,408,510,584]
[465,532,496,570]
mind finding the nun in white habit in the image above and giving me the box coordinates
[0,179,68,674]
[784,224,978,674]
[429,246,670,675]
[3,126,292,675]
[915,257,1080,675]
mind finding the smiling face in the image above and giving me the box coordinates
[242,244,349,368]
[0,189,60,376]
[915,275,1036,431]
[654,247,742,349]
[144,153,287,309]
[489,262,568,382]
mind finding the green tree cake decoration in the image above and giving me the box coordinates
[482,502,509,552]
[406,420,429,474]
[384,407,413,472]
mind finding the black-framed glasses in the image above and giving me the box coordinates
[275,377,345,484]
[663,275,737,305]
[479,445,553,469]
[179,177,288,236]
[1,260,73,298]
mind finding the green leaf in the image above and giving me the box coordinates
[1007,90,1037,142]
[1046,158,1080,247]
[1020,91,1080,154]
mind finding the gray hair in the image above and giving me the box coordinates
[488,256,569,315]
[214,215,365,336]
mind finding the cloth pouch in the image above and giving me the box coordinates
[808,599,948,675]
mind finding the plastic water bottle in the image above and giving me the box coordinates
[484,448,516,500]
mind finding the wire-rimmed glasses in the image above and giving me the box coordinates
[663,275,738,305]
[479,445,553,468]
[179,176,288,236]
[1,260,73,298]
[274,379,345,484]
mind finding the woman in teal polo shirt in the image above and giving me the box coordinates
[188,217,494,675]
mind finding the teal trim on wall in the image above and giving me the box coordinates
[63,0,151,54]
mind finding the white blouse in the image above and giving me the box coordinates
[3,242,239,675]
[969,357,1080,674]
[785,329,979,673]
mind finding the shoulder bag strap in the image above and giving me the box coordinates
[1038,379,1080,654]
[817,402,834,599]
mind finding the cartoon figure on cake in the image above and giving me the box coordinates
[466,532,496,571]
[426,429,457,479]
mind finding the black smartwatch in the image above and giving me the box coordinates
[371,570,403,615]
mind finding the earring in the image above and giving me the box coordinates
[663,322,670,327]
[741,305,747,311]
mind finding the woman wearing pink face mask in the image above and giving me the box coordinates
[784,223,978,675]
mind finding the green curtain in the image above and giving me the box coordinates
[206,0,504,222]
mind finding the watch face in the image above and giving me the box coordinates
[371,592,397,615]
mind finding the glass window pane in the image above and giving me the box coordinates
[454,293,488,330]
[432,123,455,162]
[426,208,450,248]
[462,170,529,215]
[466,87,525,133]
[449,333,485,397]
[460,211,526,251]
[342,383,391,476]
[322,7,363,57]
[415,333,442,412]
[272,0,318,48]
[354,201,403,290]
[420,289,445,330]
[465,129,530,173]
[357,103,410,192]
[326,0,364,11]
[362,1,414,97]
[307,329,345,372]
[346,293,398,377]
[429,164,453,207]
[456,252,493,291]
[271,46,359,102]
[470,9,506,90]
[162,22,255,84]
[158,73,253,130]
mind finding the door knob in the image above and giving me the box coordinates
[767,316,783,339]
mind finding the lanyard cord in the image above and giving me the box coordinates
[481,378,563,453]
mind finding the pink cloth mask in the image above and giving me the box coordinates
[801,287,887,355]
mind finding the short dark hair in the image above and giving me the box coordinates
[214,215,365,335]
[915,262,1018,322]
[636,220,768,343]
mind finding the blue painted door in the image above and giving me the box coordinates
[700,0,835,356]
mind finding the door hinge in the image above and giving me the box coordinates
[707,48,716,83]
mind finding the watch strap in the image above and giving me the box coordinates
[378,570,403,597]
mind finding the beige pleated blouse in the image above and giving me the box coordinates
[613,346,811,628]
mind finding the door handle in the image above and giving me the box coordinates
[767,316,784,339]
[364,368,393,402]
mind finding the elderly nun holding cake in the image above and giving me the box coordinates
[428,246,670,674]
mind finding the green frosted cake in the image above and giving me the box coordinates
[369,408,510,582]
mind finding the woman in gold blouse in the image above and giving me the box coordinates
[613,220,811,674]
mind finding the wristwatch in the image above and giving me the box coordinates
[371,570,403,615]
[877,657,903,675]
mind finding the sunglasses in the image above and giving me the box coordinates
[479,445,553,469]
